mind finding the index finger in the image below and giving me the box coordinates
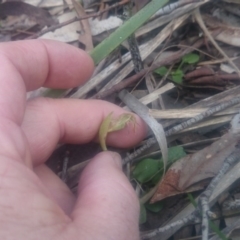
[0,40,94,124]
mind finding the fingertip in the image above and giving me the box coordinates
[77,150,140,212]
[89,151,122,170]
[77,151,124,190]
[0,39,95,90]
[70,151,140,238]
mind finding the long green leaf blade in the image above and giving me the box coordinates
[91,0,168,64]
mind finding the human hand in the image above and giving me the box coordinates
[0,40,146,239]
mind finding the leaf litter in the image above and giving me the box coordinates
[2,0,240,239]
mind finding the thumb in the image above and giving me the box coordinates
[71,151,140,240]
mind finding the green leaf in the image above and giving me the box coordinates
[140,203,147,224]
[151,146,186,185]
[145,201,163,213]
[182,53,200,64]
[90,0,169,65]
[171,69,184,84]
[154,66,168,76]
[151,171,163,185]
[133,158,161,183]
[163,146,186,163]
[133,146,186,185]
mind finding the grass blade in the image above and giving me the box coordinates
[91,0,169,65]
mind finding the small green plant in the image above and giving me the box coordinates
[154,66,168,76]
[133,158,161,184]
[145,201,163,213]
[171,69,184,84]
[134,146,186,224]
[133,146,186,186]
[154,53,200,84]
[139,201,163,224]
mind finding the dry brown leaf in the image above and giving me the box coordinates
[203,14,240,48]
[0,2,55,27]
[151,131,239,203]
[72,0,93,52]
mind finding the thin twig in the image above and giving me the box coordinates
[123,97,240,164]
[141,211,200,239]
[199,142,240,240]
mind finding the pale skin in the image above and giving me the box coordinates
[0,40,147,239]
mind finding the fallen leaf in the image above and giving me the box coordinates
[0,2,55,27]
[151,131,240,203]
